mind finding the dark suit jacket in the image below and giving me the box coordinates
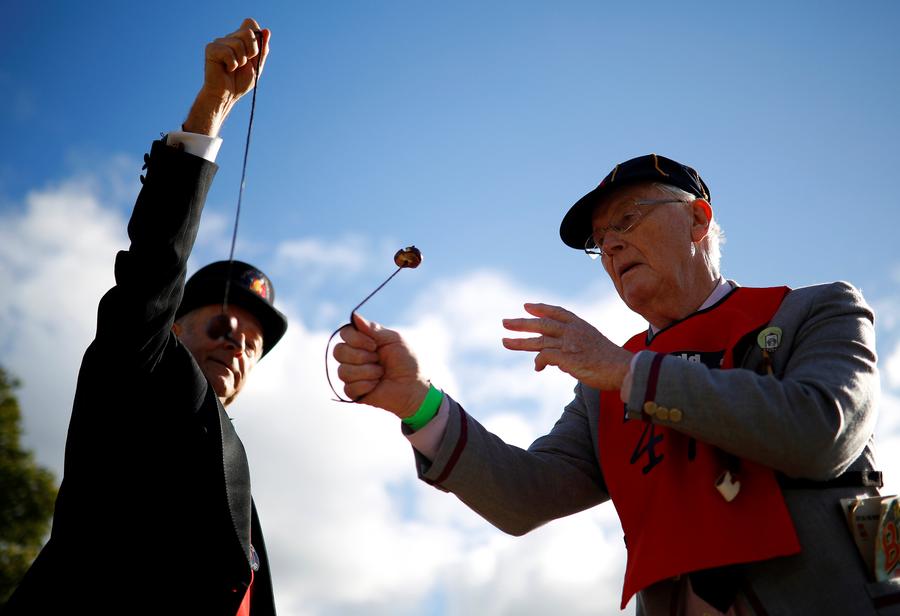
[5,141,276,615]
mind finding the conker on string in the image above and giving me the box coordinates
[327,244,425,402]
[207,313,238,341]
[394,246,422,269]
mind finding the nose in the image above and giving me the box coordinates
[222,329,247,357]
[600,231,627,256]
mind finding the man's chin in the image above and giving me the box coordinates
[622,286,656,317]
[205,372,235,400]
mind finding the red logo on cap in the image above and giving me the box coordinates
[241,270,271,301]
[249,277,269,299]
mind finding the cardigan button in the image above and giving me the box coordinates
[669,408,683,423]
[643,401,658,416]
[655,406,670,421]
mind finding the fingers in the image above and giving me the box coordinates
[502,335,558,352]
[207,20,266,73]
[534,349,562,372]
[503,303,575,336]
[206,40,240,72]
[227,19,262,58]
[338,323,377,352]
[333,332,383,402]
[352,312,402,346]
[343,379,378,401]
[351,312,374,336]
[337,362,384,383]
[502,316,564,337]
[332,340,378,364]
[239,17,261,32]
[523,303,575,322]
[332,335,383,401]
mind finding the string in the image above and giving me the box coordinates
[324,267,402,403]
[324,247,421,402]
[348,267,401,319]
[222,33,263,313]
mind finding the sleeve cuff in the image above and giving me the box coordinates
[166,130,223,163]
[405,394,450,461]
[626,350,661,419]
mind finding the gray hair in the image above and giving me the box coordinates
[651,182,724,273]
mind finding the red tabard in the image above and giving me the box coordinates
[598,286,802,608]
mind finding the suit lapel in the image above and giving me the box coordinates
[215,395,253,564]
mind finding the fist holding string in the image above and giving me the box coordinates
[333,313,431,419]
[184,18,271,136]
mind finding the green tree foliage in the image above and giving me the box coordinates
[0,367,57,604]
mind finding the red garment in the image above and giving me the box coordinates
[598,286,801,608]
[235,570,253,616]
[235,540,257,616]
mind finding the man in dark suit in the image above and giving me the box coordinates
[333,155,892,614]
[5,18,285,615]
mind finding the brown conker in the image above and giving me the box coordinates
[394,246,423,269]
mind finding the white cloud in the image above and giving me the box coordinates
[275,236,367,273]
[884,339,900,390]
[0,172,632,615]
[877,390,900,498]
[0,176,126,467]
[5,170,900,616]
[269,235,406,297]
[238,272,636,614]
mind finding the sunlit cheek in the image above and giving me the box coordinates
[602,259,615,278]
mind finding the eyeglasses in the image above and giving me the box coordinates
[584,199,686,259]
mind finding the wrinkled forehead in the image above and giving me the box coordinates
[590,182,667,226]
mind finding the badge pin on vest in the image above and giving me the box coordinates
[756,326,783,376]
[250,544,260,572]
[716,470,741,502]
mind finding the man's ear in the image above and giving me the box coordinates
[172,320,183,336]
[690,198,713,242]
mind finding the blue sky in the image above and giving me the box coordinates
[6,1,900,304]
[2,2,899,614]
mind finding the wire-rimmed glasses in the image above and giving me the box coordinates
[583,198,685,259]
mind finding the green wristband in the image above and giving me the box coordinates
[402,384,443,431]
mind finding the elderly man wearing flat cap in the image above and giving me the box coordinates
[6,19,285,616]
[334,153,890,614]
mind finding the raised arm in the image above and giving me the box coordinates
[94,19,270,369]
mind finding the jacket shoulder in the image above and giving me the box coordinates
[779,281,873,318]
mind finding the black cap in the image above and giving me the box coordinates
[559,153,711,249]
[176,260,288,357]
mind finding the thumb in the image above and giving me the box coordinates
[352,312,400,346]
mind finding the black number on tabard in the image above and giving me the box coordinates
[630,422,665,474]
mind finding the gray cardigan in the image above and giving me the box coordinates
[413,281,899,615]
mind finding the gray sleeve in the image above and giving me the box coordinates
[410,386,609,536]
[626,281,879,480]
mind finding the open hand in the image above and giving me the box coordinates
[502,302,633,391]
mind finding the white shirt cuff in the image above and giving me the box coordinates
[405,394,450,461]
[166,130,223,163]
